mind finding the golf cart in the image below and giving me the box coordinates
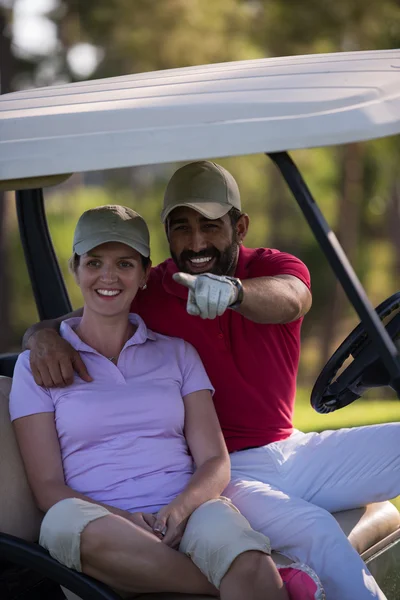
[0,48,399,599]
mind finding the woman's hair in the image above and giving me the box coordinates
[68,253,80,274]
[68,252,151,274]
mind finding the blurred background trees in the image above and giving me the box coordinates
[1,0,400,390]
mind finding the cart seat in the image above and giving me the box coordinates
[0,375,399,600]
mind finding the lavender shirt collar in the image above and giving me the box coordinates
[60,313,156,356]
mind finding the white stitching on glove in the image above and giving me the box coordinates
[173,272,238,320]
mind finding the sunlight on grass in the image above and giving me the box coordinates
[392,496,400,510]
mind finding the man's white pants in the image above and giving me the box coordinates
[224,423,400,600]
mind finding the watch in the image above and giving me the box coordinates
[227,276,244,310]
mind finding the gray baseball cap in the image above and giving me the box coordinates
[161,161,241,223]
[73,205,150,257]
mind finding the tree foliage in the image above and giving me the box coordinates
[3,0,400,386]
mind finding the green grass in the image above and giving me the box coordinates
[293,389,400,510]
[293,389,399,432]
[392,497,400,510]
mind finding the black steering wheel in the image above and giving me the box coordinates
[311,292,400,414]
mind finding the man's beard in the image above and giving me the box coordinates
[171,239,239,276]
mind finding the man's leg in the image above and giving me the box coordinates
[227,423,399,598]
[271,423,400,512]
[224,479,386,600]
[229,424,400,512]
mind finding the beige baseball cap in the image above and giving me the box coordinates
[161,161,241,223]
[73,205,150,257]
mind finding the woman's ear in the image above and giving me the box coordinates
[142,261,152,288]
[68,254,81,284]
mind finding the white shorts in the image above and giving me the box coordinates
[39,497,271,588]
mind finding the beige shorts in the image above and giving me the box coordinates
[39,497,271,588]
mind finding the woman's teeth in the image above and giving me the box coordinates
[96,289,121,296]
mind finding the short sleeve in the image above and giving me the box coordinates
[9,352,54,421]
[178,341,215,398]
[248,250,311,290]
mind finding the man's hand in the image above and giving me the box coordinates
[29,329,92,387]
[173,272,239,320]
[153,501,190,549]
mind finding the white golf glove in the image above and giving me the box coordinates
[173,272,241,320]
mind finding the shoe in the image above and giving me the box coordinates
[277,562,325,600]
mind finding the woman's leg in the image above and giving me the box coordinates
[180,497,288,600]
[80,512,217,595]
[40,498,217,596]
[220,551,288,600]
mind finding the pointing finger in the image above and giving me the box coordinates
[173,272,197,291]
[186,290,201,316]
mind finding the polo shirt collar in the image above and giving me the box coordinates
[162,259,187,299]
[60,312,156,355]
[162,246,250,298]
[234,245,252,279]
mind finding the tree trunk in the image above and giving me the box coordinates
[318,143,364,371]
[0,12,13,352]
[387,179,400,280]
[267,162,289,249]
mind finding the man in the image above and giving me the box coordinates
[24,161,399,600]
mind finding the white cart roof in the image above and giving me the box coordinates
[1,49,400,187]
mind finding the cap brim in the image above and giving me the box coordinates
[161,201,232,223]
[74,234,150,257]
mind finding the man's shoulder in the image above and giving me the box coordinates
[239,245,307,269]
[239,246,310,287]
[148,258,175,284]
[242,246,279,261]
[242,245,303,261]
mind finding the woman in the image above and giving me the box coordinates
[10,205,322,599]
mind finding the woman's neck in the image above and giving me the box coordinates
[75,309,135,360]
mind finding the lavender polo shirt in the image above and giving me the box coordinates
[10,314,214,514]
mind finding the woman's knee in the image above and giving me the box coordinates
[186,497,254,538]
[39,498,110,571]
[183,497,270,545]
[180,497,271,588]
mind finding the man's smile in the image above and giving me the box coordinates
[186,256,216,273]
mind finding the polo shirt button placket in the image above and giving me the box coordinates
[217,318,227,347]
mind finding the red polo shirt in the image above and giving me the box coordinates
[131,246,310,452]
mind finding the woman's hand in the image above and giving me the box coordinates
[153,500,190,549]
[127,512,158,535]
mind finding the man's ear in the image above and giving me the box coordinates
[236,214,249,243]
